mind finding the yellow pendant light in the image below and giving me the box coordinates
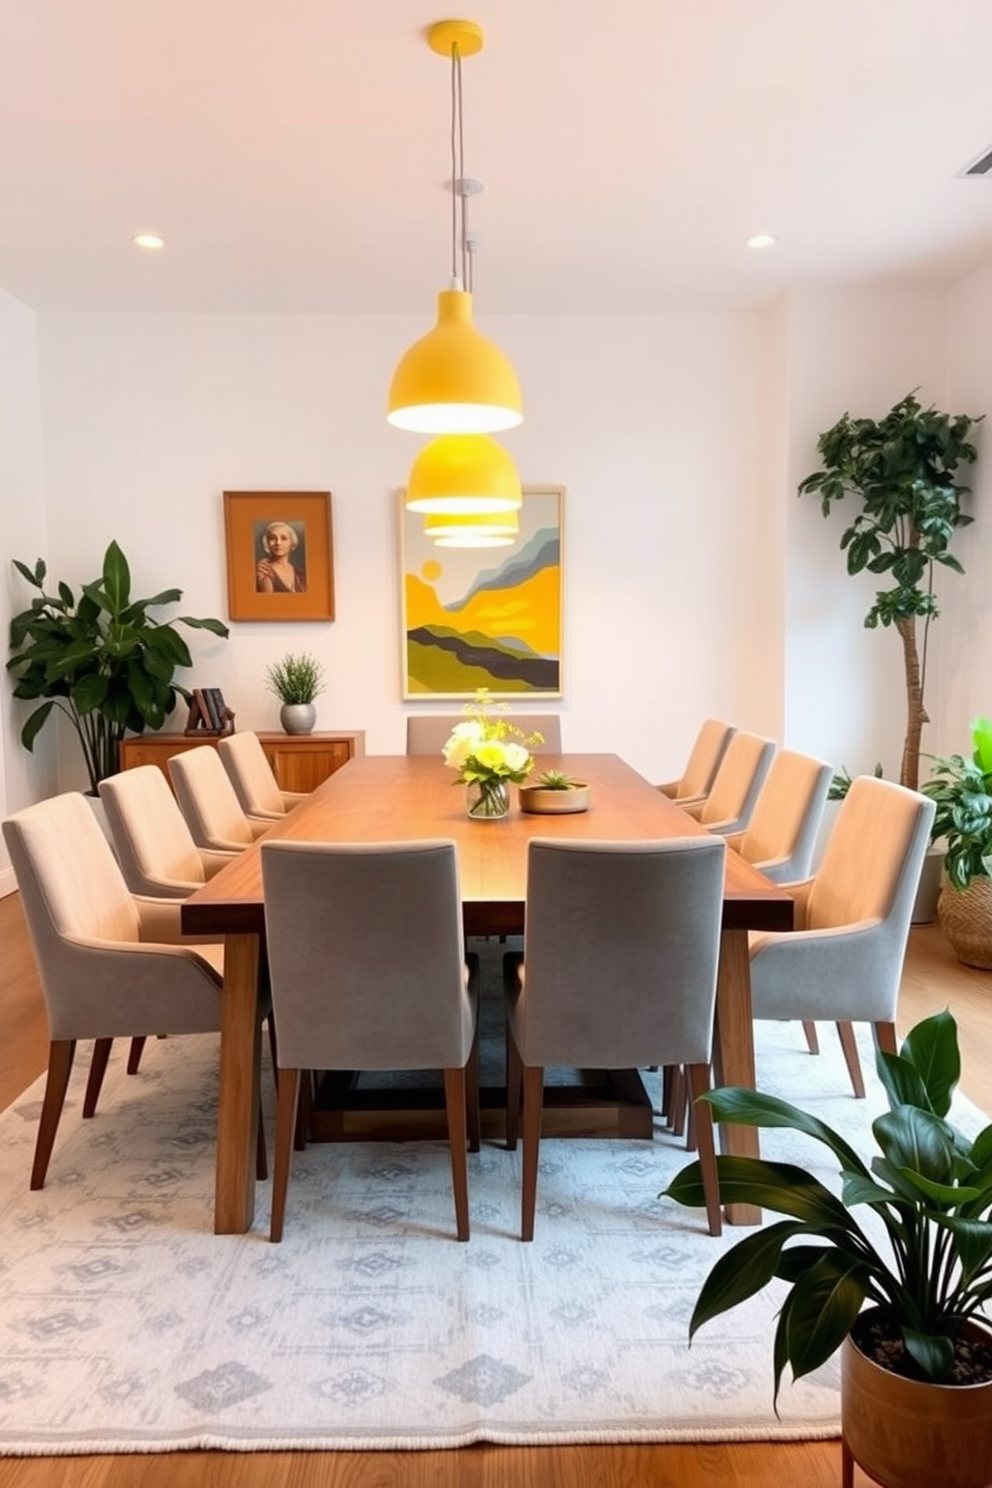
[386,20,523,436]
[405,433,522,515]
[424,507,520,548]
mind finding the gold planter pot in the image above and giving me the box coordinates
[937,873,992,970]
[841,1316,992,1488]
[518,783,591,815]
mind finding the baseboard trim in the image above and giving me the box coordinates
[0,867,18,899]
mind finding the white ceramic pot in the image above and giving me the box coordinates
[280,703,316,735]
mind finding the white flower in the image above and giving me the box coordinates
[443,719,485,771]
[501,741,530,773]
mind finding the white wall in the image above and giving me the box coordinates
[33,309,779,785]
[0,287,52,893]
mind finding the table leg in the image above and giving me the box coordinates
[713,927,761,1226]
[214,932,262,1235]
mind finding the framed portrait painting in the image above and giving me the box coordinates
[399,484,564,699]
[223,491,334,622]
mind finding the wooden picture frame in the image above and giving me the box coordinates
[399,484,564,699]
[223,491,335,622]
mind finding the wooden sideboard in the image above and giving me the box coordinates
[118,730,365,794]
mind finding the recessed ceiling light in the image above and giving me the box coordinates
[746,233,777,250]
[132,232,165,251]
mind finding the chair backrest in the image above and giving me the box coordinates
[3,793,142,1028]
[168,746,255,850]
[261,839,473,1072]
[676,718,735,800]
[218,731,284,816]
[99,765,207,897]
[406,713,563,756]
[699,731,776,833]
[808,775,935,934]
[517,836,726,1069]
[737,749,832,884]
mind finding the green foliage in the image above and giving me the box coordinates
[922,717,992,890]
[265,652,326,705]
[798,391,981,789]
[534,769,581,791]
[7,543,228,793]
[828,762,884,801]
[664,1011,992,1404]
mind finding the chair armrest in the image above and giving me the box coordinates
[247,816,272,840]
[133,896,223,948]
[748,918,894,1021]
[281,790,309,810]
[199,848,239,879]
[723,830,745,853]
[655,780,679,797]
[679,800,706,821]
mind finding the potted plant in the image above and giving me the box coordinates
[7,542,229,793]
[922,716,992,968]
[266,651,326,735]
[799,392,982,792]
[518,768,591,815]
[664,1010,992,1488]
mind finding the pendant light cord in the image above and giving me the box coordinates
[449,44,471,291]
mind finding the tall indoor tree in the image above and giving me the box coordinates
[798,391,982,790]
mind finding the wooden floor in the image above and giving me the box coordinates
[0,891,989,1488]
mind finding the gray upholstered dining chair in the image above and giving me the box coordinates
[504,835,727,1241]
[406,713,563,756]
[655,718,735,806]
[748,775,935,1097]
[2,792,236,1189]
[218,730,309,820]
[261,838,481,1242]
[99,764,237,898]
[723,748,832,885]
[168,745,271,852]
[680,730,775,836]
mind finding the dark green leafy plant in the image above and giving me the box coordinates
[828,762,884,802]
[266,652,326,705]
[923,717,992,891]
[533,769,582,791]
[665,1011,992,1404]
[798,392,982,791]
[7,542,228,793]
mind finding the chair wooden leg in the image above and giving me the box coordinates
[31,1040,76,1191]
[269,1068,301,1243]
[686,1063,722,1237]
[836,1021,866,1098]
[82,1038,114,1118]
[873,1021,897,1057]
[293,1071,313,1152]
[443,1066,471,1242]
[505,1025,523,1151]
[466,1029,481,1155]
[266,1016,279,1087]
[256,1097,268,1182]
[126,1036,146,1075]
[802,1019,819,1055]
[669,1065,688,1137]
[521,1065,545,1242]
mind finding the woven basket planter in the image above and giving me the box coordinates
[937,873,992,970]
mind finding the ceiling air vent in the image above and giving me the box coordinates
[959,144,992,177]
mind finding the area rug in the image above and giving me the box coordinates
[0,968,987,1455]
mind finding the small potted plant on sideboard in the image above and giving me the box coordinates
[266,652,326,735]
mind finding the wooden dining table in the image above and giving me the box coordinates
[182,752,795,1234]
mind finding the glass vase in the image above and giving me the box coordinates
[465,778,510,821]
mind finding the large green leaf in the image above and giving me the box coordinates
[704,1157,859,1228]
[702,1088,869,1176]
[898,1010,960,1116]
[934,1216,992,1282]
[178,614,230,638]
[875,1051,933,1115]
[102,541,131,615]
[72,672,109,714]
[903,1327,954,1382]
[687,1222,806,1338]
[783,1255,868,1382]
[873,1107,955,1186]
[20,701,55,750]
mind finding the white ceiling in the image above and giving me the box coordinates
[3,0,992,315]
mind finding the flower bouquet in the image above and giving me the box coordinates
[442,690,542,819]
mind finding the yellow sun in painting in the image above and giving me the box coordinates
[421,559,442,581]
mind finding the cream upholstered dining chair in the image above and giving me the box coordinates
[1,793,239,1189]
[218,731,308,820]
[99,765,237,898]
[261,838,480,1243]
[723,749,832,885]
[748,775,935,1097]
[656,718,735,806]
[168,745,271,852]
[680,730,775,837]
[406,714,563,756]
[504,835,727,1241]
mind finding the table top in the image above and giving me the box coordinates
[181,753,795,938]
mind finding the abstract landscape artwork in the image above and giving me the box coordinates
[399,485,564,698]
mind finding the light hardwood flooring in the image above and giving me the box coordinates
[0,891,988,1488]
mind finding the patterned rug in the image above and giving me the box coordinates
[1,961,987,1455]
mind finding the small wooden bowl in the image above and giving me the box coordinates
[518,783,591,815]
